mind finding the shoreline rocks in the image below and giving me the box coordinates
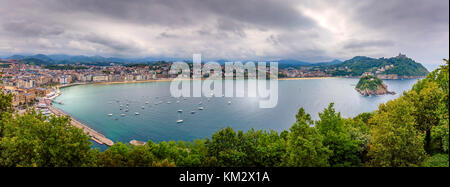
[356,83,396,96]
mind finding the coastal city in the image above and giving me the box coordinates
[0,59,178,146]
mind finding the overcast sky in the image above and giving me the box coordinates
[0,0,448,64]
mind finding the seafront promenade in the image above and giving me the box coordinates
[47,105,114,146]
[46,86,112,146]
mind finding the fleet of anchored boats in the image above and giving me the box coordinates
[107,95,232,123]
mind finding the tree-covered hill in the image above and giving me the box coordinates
[329,54,429,77]
[356,75,383,91]
[355,75,394,96]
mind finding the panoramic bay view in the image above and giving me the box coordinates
[54,78,419,148]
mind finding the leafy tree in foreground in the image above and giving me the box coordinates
[316,103,363,167]
[405,59,449,154]
[0,110,95,167]
[422,154,449,167]
[206,127,247,167]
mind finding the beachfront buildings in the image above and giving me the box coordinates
[93,74,109,82]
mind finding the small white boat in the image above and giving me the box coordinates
[198,107,204,110]
[191,110,196,114]
[135,112,140,115]
[177,119,184,123]
[120,114,126,117]
[176,100,180,103]
[107,113,113,116]
[167,101,171,104]
[177,110,183,113]
[199,101,202,105]
[228,101,232,104]
[145,101,149,104]
[142,106,145,109]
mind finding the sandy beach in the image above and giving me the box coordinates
[278,77,334,80]
[60,77,335,88]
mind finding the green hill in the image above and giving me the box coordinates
[355,75,395,96]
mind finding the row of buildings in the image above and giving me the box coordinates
[0,60,173,107]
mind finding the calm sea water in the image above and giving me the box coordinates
[53,78,418,149]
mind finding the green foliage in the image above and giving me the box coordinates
[353,112,374,125]
[422,154,449,167]
[0,59,447,167]
[284,108,331,167]
[0,93,13,119]
[44,65,88,70]
[367,97,427,167]
[0,64,10,68]
[405,82,443,153]
[0,110,95,167]
[356,75,383,91]
[316,103,363,166]
[206,127,287,167]
[330,56,429,77]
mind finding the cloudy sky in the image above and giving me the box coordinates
[0,0,448,64]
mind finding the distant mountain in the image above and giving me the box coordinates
[7,55,27,60]
[2,54,340,66]
[329,54,429,77]
[4,54,124,65]
[31,54,55,63]
[18,57,52,65]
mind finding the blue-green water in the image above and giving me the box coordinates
[53,78,418,149]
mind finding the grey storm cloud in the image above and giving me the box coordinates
[46,0,316,29]
[2,20,65,37]
[353,0,449,31]
[0,0,448,64]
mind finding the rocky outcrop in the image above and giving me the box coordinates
[356,83,396,96]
